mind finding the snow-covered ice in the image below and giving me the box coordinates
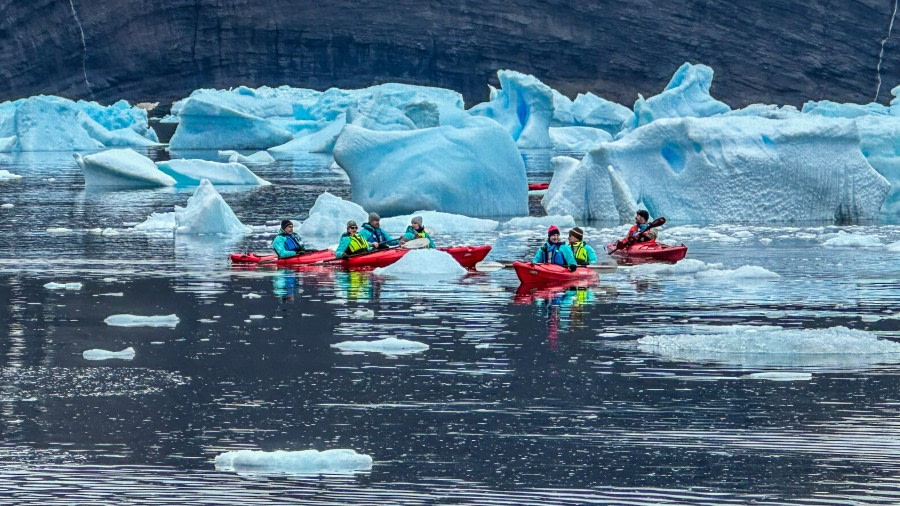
[174,180,251,235]
[373,249,467,277]
[214,449,373,474]
[298,192,367,241]
[380,211,499,235]
[332,337,430,355]
[469,70,553,148]
[334,117,528,217]
[43,282,83,290]
[218,150,276,164]
[0,170,22,182]
[630,63,731,129]
[134,212,176,233]
[104,314,179,327]
[74,149,175,188]
[83,347,135,361]
[156,159,270,186]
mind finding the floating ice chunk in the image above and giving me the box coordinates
[694,265,781,281]
[268,115,347,156]
[218,150,276,164]
[380,211,499,235]
[469,70,553,148]
[637,326,900,368]
[168,96,294,150]
[80,114,159,147]
[44,282,83,290]
[353,309,374,318]
[83,347,135,361]
[98,292,124,297]
[298,192,367,241]
[630,259,723,277]
[215,449,373,475]
[332,337,430,355]
[744,372,812,381]
[888,240,900,252]
[504,215,576,229]
[556,116,890,222]
[821,232,881,248]
[1,203,14,208]
[104,314,179,327]
[46,227,72,233]
[631,63,730,129]
[0,170,22,182]
[550,126,612,152]
[174,180,251,235]
[374,249,467,277]
[571,92,635,135]
[156,159,270,186]
[334,117,528,217]
[802,100,889,118]
[74,149,175,188]
[242,293,262,299]
[133,211,176,233]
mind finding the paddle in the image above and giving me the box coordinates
[607,217,666,255]
[475,260,618,274]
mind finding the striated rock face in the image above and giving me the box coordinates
[1,0,898,107]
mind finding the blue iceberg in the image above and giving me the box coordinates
[469,70,554,148]
[630,63,731,130]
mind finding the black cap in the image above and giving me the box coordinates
[281,219,293,229]
[636,210,650,220]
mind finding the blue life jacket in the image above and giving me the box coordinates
[284,233,303,251]
[362,223,388,244]
[540,241,566,266]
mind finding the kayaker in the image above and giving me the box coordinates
[560,227,598,271]
[620,210,658,246]
[533,225,566,265]
[398,215,435,248]
[272,219,306,258]
[360,212,393,249]
[335,221,373,258]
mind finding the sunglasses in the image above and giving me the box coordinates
[349,226,358,229]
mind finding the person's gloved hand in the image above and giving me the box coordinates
[568,264,577,272]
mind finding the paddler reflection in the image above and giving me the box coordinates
[515,284,596,350]
[335,270,380,301]
[272,269,299,302]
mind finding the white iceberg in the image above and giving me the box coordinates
[174,179,251,235]
[0,170,22,182]
[380,211,499,235]
[134,211,177,233]
[83,347,136,361]
[630,63,731,129]
[74,149,175,188]
[218,149,276,164]
[504,215,577,229]
[298,192,367,241]
[168,96,294,150]
[44,282,83,290]
[332,337,430,355]
[469,70,553,148]
[156,159,270,186]
[104,314,179,327]
[548,116,890,222]
[215,449,372,474]
[637,325,900,368]
[373,249,467,277]
[334,117,528,217]
[821,232,881,248]
[550,126,612,152]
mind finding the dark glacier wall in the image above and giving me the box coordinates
[1,0,898,108]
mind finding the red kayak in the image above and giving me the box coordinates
[605,240,687,264]
[230,245,491,270]
[512,261,598,285]
[528,182,550,191]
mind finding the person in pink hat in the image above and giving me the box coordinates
[532,225,566,265]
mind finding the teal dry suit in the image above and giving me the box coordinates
[401,225,435,248]
[272,230,305,258]
[360,223,394,248]
[533,240,566,265]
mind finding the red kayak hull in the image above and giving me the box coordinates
[606,241,687,264]
[230,245,492,270]
[528,182,550,191]
[512,261,598,285]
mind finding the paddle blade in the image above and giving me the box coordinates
[649,217,666,228]
[401,238,431,250]
[474,261,505,272]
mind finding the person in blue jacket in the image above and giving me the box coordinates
[360,212,394,249]
[272,219,306,258]
[335,220,373,258]
[559,227,598,271]
[533,225,566,265]
[398,215,435,248]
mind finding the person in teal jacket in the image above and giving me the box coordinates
[559,227,597,271]
[359,212,394,249]
[272,219,306,258]
[398,215,435,248]
[533,225,566,265]
[335,220,373,258]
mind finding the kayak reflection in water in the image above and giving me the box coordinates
[398,216,435,248]
[335,220,374,258]
[533,225,566,266]
[272,219,307,258]
[559,227,598,271]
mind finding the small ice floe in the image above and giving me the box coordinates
[821,232,881,248]
[44,282,83,290]
[248,315,265,319]
[629,259,779,281]
[353,309,375,318]
[504,215,576,229]
[331,337,429,355]
[373,249,466,277]
[0,170,22,182]
[887,240,900,253]
[82,347,135,361]
[1,203,13,208]
[475,343,491,349]
[97,292,124,297]
[104,314,179,327]
[214,449,373,475]
[46,227,72,233]
[744,372,812,381]
[242,293,262,299]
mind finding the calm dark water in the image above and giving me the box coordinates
[0,149,898,504]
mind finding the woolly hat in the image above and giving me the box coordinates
[411,216,423,225]
[346,220,358,228]
[280,219,293,230]
[368,212,380,221]
[547,225,560,238]
[636,210,650,220]
[569,227,584,240]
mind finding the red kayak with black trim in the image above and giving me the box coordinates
[512,261,598,285]
[605,240,687,264]
[528,182,550,191]
[230,245,492,270]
